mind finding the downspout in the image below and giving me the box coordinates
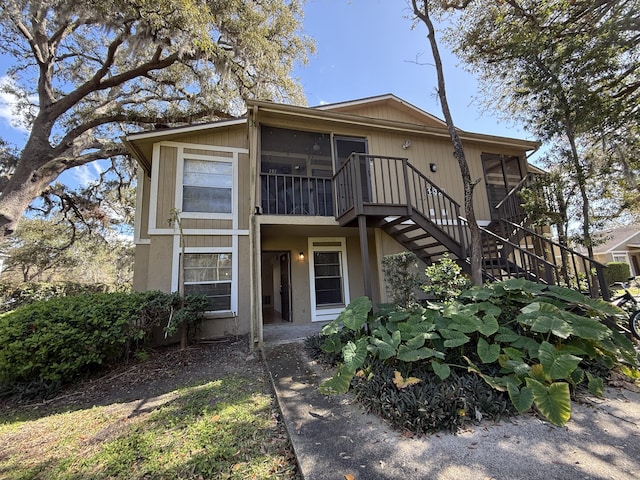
[248,105,263,349]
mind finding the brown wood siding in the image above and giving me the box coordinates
[184,235,232,248]
[162,126,249,230]
[156,146,178,229]
[138,172,151,239]
[333,103,443,127]
[176,125,247,149]
[181,218,233,230]
[238,153,250,229]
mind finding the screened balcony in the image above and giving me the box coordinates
[260,126,335,216]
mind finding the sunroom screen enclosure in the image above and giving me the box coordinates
[260,126,334,216]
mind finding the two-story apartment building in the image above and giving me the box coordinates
[123,94,606,346]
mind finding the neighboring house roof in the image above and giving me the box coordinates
[593,226,640,254]
[123,94,541,173]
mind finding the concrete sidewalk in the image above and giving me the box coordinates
[263,341,640,480]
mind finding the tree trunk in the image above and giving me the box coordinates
[0,114,59,239]
[566,128,594,258]
[413,1,483,285]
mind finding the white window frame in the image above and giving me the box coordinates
[172,244,238,315]
[308,237,350,322]
[175,149,237,221]
[612,253,629,264]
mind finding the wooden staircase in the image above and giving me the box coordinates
[334,154,610,300]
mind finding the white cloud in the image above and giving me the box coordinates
[70,161,106,188]
[0,76,30,133]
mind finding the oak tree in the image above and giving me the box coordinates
[0,0,312,238]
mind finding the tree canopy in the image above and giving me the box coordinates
[444,0,640,248]
[0,0,312,238]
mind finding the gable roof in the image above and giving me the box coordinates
[593,226,640,254]
[123,94,540,173]
[315,94,447,129]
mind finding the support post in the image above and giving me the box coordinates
[358,215,373,301]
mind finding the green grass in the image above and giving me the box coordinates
[0,375,297,479]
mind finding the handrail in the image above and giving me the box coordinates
[494,173,536,211]
[333,154,609,300]
[501,219,606,268]
[499,219,609,300]
[260,172,333,216]
[334,153,467,249]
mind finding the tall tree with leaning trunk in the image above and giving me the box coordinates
[411,0,483,285]
[447,0,640,255]
[0,0,312,239]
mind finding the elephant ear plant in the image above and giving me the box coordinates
[316,279,639,428]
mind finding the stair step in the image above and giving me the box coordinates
[381,216,410,229]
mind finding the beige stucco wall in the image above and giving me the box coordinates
[132,123,251,340]
[259,225,379,325]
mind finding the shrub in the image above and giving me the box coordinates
[422,254,471,302]
[381,252,422,309]
[604,262,631,286]
[0,291,207,394]
[0,281,130,314]
[316,280,639,430]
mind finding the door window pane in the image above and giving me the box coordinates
[314,251,344,306]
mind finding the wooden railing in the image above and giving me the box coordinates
[498,220,610,300]
[494,173,537,225]
[334,154,469,249]
[262,153,609,300]
[260,173,333,216]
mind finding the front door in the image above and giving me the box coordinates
[334,136,370,202]
[279,253,291,321]
[482,154,523,217]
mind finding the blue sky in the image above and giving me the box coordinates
[296,0,536,143]
[0,0,541,189]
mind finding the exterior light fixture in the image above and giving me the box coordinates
[402,140,412,150]
[429,163,437,173]
[298,251,305,261]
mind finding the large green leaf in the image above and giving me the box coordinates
[537,341,581,379]
[321,320,340,336]
[518,302,572,338]
[440,329,470,348]
[581,296,625,316]
[476,301,502,317]
[494,327,521,343]
[405,333,426,350]
[563,314,609,340]
[342,338,368,371]
[477,337,500,363]
[499,356,531,377]
[526,378,572,426]
[531,316,572,339]
[397,345,442,362]
[586,372,604,397]
[431,361,451,380]
[459,286,494,301]
[388,311,411,322]
[318,364,355,395]
[500,278,546,293]
[507,383,534,413]
[544,285,589,304]
[448,314,482,333]
[478,313,500,336]
[369,329,400,360]
[339,297,372,331]
[320,335,343,354]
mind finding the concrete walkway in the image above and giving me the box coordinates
[263,339,640,480]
